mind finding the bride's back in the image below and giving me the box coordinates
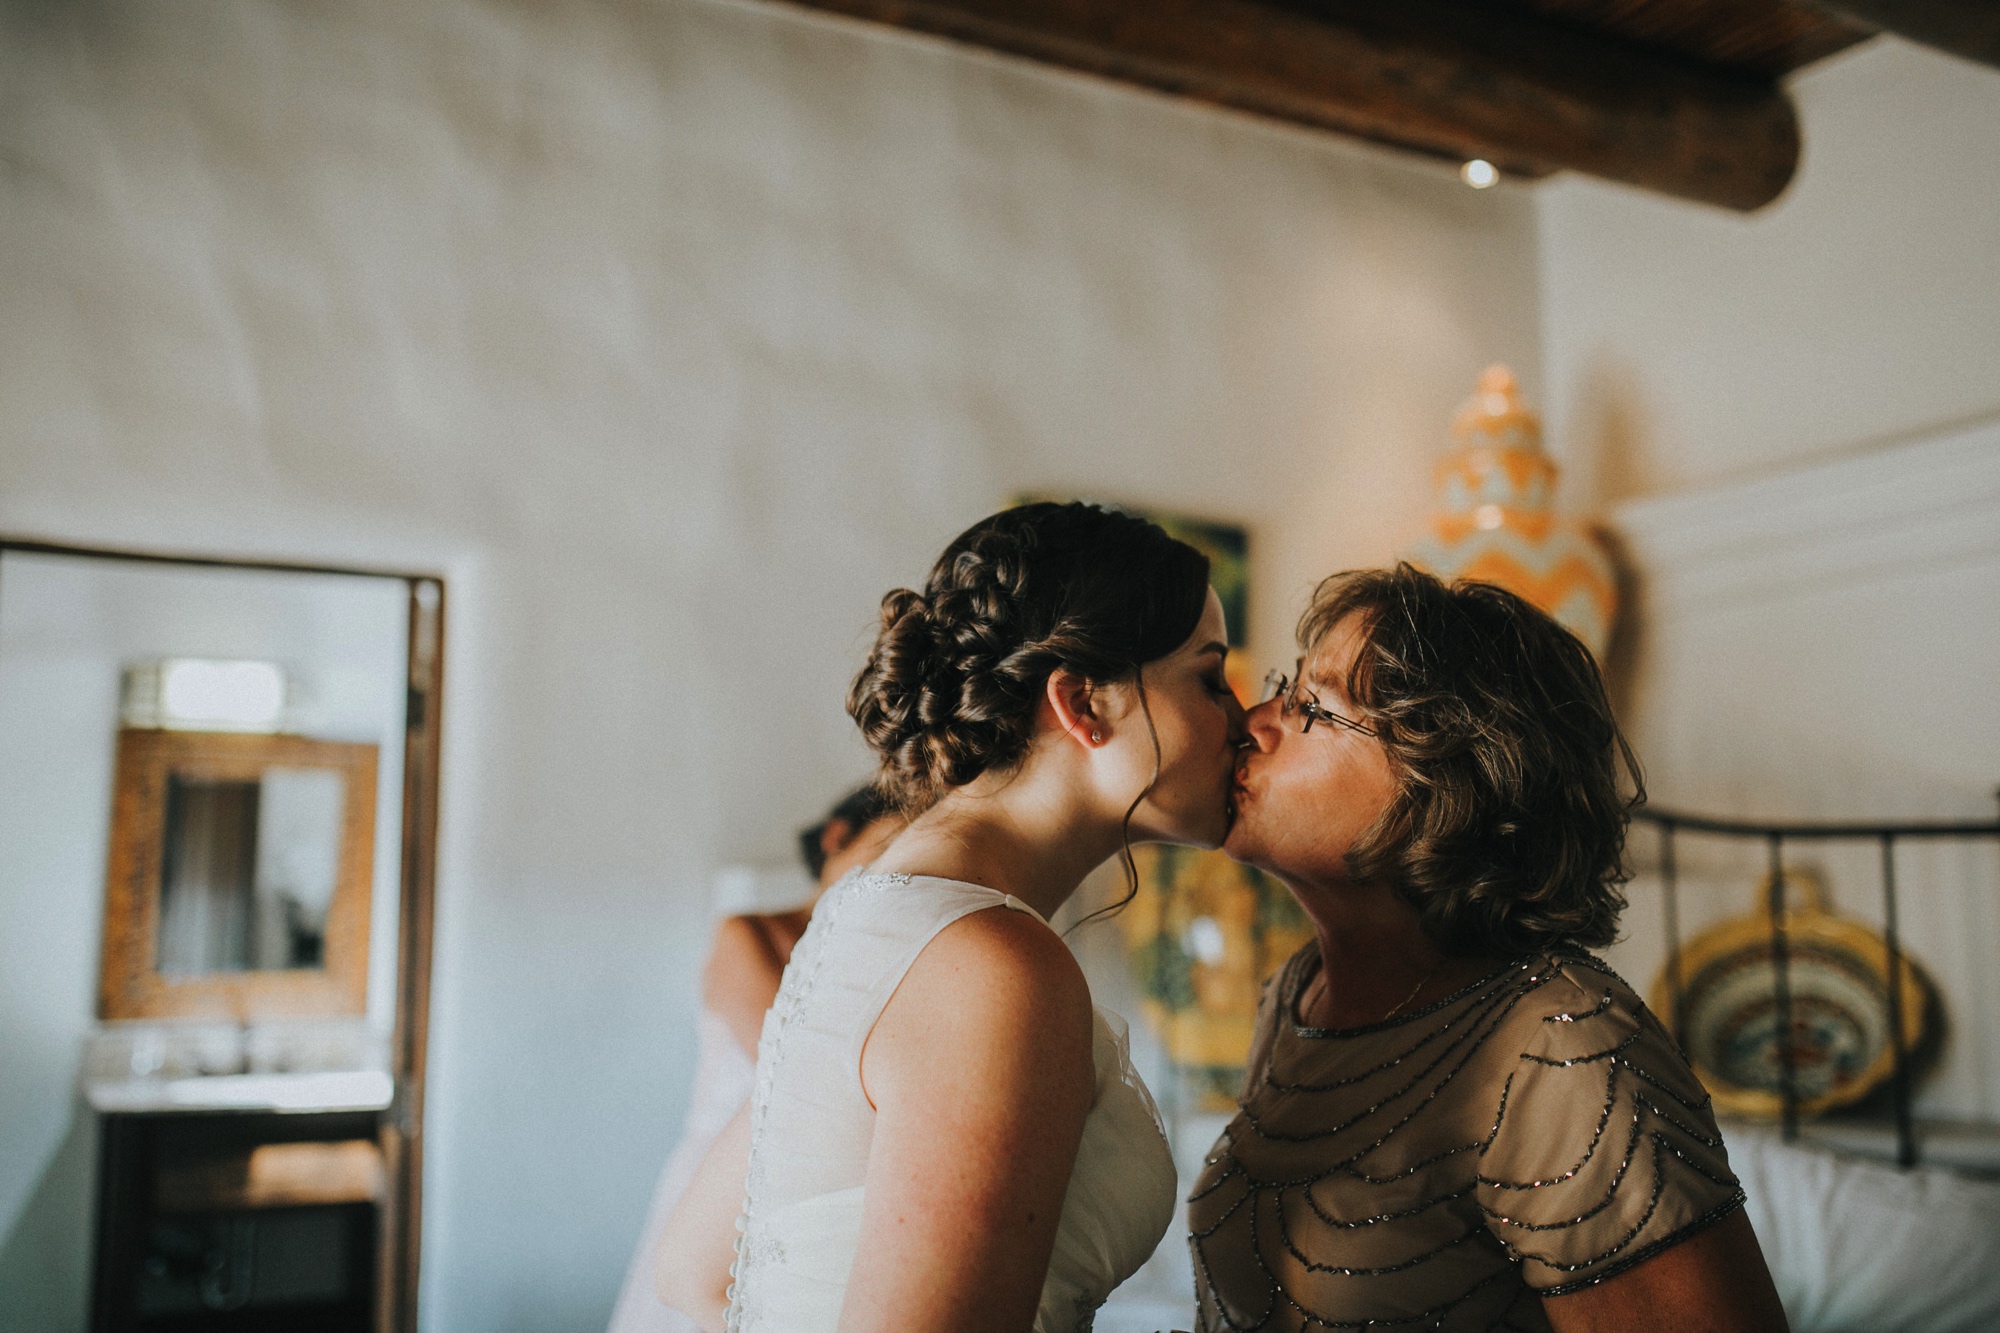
[728,870,1175,1333]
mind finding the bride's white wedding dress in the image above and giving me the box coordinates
[726,871,1177,1332]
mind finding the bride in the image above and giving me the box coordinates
[656,501,1245,1332]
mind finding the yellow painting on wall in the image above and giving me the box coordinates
[1121,844,1313,1109]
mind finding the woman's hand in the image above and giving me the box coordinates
[1542,1209,1790,1333]
[838,905,1097,1333]
[654,1102,751,1333]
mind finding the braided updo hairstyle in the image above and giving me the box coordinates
[848,502,1211,811]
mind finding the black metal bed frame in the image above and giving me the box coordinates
[1635,797,2000,1170]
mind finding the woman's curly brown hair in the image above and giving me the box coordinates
[848,502,1210,810]
[1303,564,1642,957]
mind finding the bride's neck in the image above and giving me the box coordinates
[871,767,1122,922]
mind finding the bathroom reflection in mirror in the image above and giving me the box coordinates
[0,547,418,1037]
[0,542,442,1333]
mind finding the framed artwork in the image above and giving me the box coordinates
[1121,844,1312,1108]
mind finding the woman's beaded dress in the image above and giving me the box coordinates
[1190,943,1745,1332]
[727,871,1177,1332]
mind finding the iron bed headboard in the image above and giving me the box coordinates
[1634,796,2000,1169]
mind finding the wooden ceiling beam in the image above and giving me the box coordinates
[769,0,1802,210]
[1506,0,1873,76]
[1809,0,2000,68]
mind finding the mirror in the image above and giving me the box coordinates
[0,542,441,1333]
[99,728,380,1020]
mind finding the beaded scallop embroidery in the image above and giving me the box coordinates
[1188,947,1746,1332]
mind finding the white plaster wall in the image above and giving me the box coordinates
[0,1,1540,1327]
[1538,36,2000,504]
[1538,39,2000,1119]
[1603,424,2000,1122]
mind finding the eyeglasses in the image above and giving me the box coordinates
[1260,658,1376,737]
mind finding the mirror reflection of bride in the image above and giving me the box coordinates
[655,502,1247,1332]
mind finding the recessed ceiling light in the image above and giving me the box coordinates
[1461,159,1499,189]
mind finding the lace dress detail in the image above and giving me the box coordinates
[1189,946,1744,1332]
[725,871,902,1327]
[727,872,1176,1333]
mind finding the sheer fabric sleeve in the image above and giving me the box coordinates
[1238,944,1308,1104]
[1475,961,1746,1296]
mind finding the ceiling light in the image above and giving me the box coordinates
[1461,159,1499,189]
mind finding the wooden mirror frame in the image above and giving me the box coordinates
[0,537,442,1333]
[97,728,380,1022]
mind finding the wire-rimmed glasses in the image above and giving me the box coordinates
[1260,658,1376,737]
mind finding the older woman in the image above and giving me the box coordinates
[1193,565,1789,1333]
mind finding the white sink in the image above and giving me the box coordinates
[85,1068,394,1114]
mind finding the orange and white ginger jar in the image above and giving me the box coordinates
[1410,365,1617,658]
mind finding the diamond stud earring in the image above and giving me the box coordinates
[1090,730,1103,743]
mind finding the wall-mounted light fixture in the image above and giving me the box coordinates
[122,659,287,732]
[1461,159,1499,189]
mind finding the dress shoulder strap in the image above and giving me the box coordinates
[840,873,1050,1078]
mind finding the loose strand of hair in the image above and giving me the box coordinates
[1069,665,1162,935]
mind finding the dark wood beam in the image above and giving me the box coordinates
[769,0,1801,210]
[1510,0,1874,76]
[1809,0,2000,68]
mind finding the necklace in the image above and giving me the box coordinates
[1379,957,1446,1022]
[1303,955,1448,1026]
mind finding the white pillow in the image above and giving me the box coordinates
[1725,1127,2000,1333]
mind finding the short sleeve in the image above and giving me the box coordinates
[1476,962,1746,1296]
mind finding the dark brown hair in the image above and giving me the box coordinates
[1301,563,1640,957]
[797,784,899,880]
[848,502,1210,810]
